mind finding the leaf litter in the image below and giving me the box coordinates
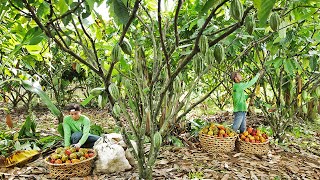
[0,107,319,179]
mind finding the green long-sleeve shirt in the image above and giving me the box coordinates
[232,73,260,112]
[63,115,90,147]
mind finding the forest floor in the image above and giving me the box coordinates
[0,106,320,179]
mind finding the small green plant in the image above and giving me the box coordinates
[188,171,204,179]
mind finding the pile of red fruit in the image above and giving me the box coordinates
[46,147,95,164]
[239,127,268,143]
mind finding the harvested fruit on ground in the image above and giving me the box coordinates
[47,147,95,164]
[199,123,237,138]
[239,127,269,144]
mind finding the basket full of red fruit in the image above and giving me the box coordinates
[237,127,270,155]
[45,146,96,179]
[199,123,238,153]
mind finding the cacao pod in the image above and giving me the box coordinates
[112,103,121,117]
[302,91,308,100]
[120,39,132,55]
[316,87,320,97]
[173,75,181,93]
[269,12,280,31]
[302,105,307,114]
[89,87,105,96]
[205,49,215,66]
[108,83,120,100]
[153,132,162,149]
[230,0,243,21]
[245,14,255,35]
[213,44,225,63]
[199,35,208,54]
[193,54,203,76]
[111,44,121,62]
[98,92,108,108]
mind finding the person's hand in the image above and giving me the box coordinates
[72,143,81,149]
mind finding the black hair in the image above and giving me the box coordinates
[67,103,81,111]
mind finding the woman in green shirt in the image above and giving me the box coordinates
[230,70,264,133]
[63,104,100,148]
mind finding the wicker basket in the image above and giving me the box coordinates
[237,138,270,155]
[44,152,96,179]
[199,134,237,153]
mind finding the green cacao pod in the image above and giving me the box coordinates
[230,0,243,21]
[316,87,320,98]
[302,91,308,100]
[98,92,108,108]
[199,35,208,54]
[245,15,255,35]
[108,83,120,100]
[136,47,145,60]
[153,132,162,149]
[120,39,132,55]
[111,44,121,62]
[193,54,203,76]
[90,87,105,96]
[302,105,307,114]
[205,49,215,66]
[269,12,280,31]
[213,44,225,63]
[173,75,181,93]
[112,103,121,117]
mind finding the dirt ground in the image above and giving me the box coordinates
[0,106,320,179]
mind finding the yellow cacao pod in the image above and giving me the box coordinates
[230,0,244,21]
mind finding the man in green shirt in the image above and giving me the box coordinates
[230,70,264,133]
[63,104,100,148]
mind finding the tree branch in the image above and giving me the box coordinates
[78,16,102,74]
[118,0,142,44]
[158,0,171,78]
[174,0,183,47]
[21,0,100,75]
[46,0,85,25]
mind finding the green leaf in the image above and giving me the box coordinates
[253,0,276,26]
[22,80,62,118]
[22,27,45,45]
[200,0,223,16]
[309,56,318,71]
[57,123,64,137]
[58,0,69,13]
[113,0,129,24]
[37,2,50,17]
[283,59,295,74]
[80,94,95,106]
[90,124,103,136]
[85,0,95,13]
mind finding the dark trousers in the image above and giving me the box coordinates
[71,132,100,148]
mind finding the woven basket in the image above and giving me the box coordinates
[44,152,96,179]
[199,134,237,153]
[237,138,270,155]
